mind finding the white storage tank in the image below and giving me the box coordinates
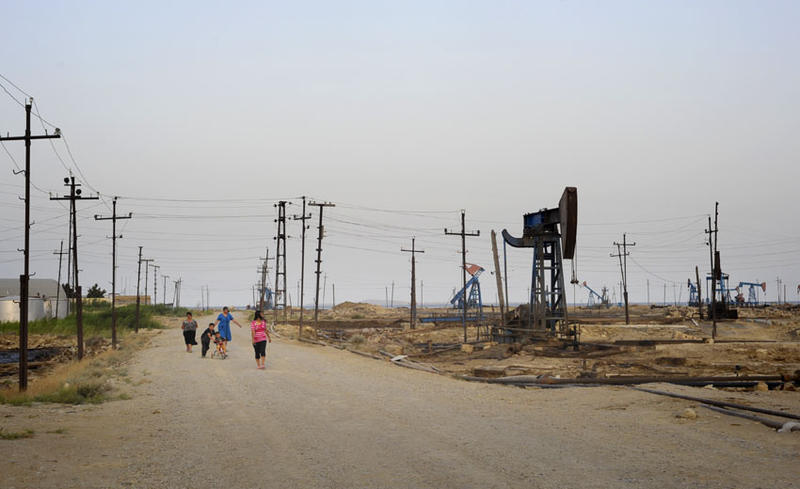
[0,296,48,322]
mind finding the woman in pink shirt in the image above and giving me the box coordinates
[250,311,271,369]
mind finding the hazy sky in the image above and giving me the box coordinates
[1,1,799,309]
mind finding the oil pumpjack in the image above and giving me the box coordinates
[496,187,578,344]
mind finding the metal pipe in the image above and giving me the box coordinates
[630,386,800,420]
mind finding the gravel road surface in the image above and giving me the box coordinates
[1,323,798,488]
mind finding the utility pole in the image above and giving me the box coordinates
[292,196,312,337]
[705,203,719,339]
[142,259,154,305]
[445,210,480,343]
[50,176,98,361]
[611,233,636,324]
[258,247,270,314]
[53,241,67,322]
[390,281,394,308]
[401,237,425,329]
[162,274,169,306]
[94,197,132,349]
[646,279,650,305]
[153,265,160,307]
[206,286,210,311]
[273,201,290,323]
[490,230,506,325]
[420,281,424,309]
[135,247,143,332]
[1,98,61,391]
[695,265,703,320]
[309,201,335,325]
[323,274,328,309]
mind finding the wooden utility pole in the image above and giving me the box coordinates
[94,197,132,349]
[611,233,636,324]
[135,247,143,332]
[445,210,480,343]
[0,99,61,391]
[490,230,506,325]
[695,265,703,320]
[309,201,335,325]
[401,237,425,329]
[292,196,312,337]
[50,176,98,361]
[53,241,67,322]
[705,203,719,339]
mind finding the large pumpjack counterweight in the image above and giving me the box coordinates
[496,187,578,344]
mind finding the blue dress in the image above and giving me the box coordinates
[217,312,234,341]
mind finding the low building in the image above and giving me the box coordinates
[0,278,69,322]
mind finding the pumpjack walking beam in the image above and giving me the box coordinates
[309,201,335,326]
[94,197,132,349]
[50,176,98,361]
[445,210,480,343]
[401,237,425,329]
[0,99,61,391]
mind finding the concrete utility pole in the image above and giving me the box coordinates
[390,281,394,308]
[490,230,506,325]
[50,175,98,361]
[136,247,143,332]
[273,200,290,323]
[292,196,312,337]
[322,274,328,309]
[53,241,67,323]
[1,99,61,391]
[142,259,154,306]
[611,233,636,325]
[445,210,480,343]
[162,274,169,306]
[153,265,160,307]
[257,247,270,314]
[401,237,425,329]
[309,201,335,326]
[94,197,132,349]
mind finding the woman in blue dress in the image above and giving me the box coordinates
[213,306,243,350]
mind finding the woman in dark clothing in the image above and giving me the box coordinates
[181,312,198,353]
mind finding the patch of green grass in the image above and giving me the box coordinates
[351,314,365,320]
[0,304,165,336]
[0,428,34,439]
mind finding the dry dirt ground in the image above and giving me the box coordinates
[1,314,799,489]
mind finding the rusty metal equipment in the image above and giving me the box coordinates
[496,187,577,343]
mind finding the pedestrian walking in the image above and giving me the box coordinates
[214,306,242,352]
[182,312,198,353]
[250,311,271,369]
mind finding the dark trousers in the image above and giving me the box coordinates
[201,341,210,357]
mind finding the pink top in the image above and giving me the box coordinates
[251,320,268,343]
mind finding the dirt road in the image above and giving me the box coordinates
[2,320,798,488]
